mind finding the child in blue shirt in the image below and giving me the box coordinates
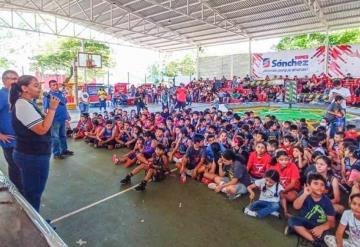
[287,173,336,246]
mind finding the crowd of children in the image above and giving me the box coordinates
[71,104,360,247]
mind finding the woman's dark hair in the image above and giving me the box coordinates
[294,145,304,154]
[270,150,288,166]
[315,155,332,167]
[9,75,37,110]
[210,142,222,163]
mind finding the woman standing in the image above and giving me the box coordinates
[10,75,59,212]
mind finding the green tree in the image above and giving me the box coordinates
[178,55,195,76]
[163,61,179,78]
[275,29,360,50]
[31,38,113,79]
[0,57,10,69]
[147,63,161,83]
[162,55,195,78]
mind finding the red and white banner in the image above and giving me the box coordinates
[328,44,360,78]
[252,47,326,79]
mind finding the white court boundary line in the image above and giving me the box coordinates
[51,168,177,224]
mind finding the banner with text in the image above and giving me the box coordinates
[252,47,326,79]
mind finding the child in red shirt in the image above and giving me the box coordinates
[345,124,358,140]
[270,150,300,218]
[280,135,295,158]
[73,113,93,139]
[247,142,272,180]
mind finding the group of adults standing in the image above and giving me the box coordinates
[0,70,72,212]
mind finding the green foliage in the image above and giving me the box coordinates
[275,29,360,50]
[178,55,195,76]
[162,55,195,78]
[147,63,161,83]
[163,61,179,78]
[0,57,10,69]
[31,38,113,76]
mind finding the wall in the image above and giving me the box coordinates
[198,53,250,79]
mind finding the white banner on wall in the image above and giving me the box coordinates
[252,47,326,79]
[328,44,360,78]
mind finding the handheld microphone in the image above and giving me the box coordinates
[44,92,65,105]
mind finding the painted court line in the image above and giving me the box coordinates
[51,168,178,224]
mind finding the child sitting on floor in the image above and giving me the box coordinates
[95,120,116,150]
[270,150,301,218]
[120,144,169,191]
[112,137,144,167]
[324,193,360,247]
[342,145,360,187]
[176,134,205,183]
[287,173,336,246]
[247,142,272,181]
[207,149,251,199]
[245,169,284,218]
[73,113,92,139]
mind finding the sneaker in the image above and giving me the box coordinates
[270,211,280,218]
[243,207,250,214]
[180,173,187,184]
[227,193,242,200]
[120,175,131,185]
[207,183,217,190]
[135,182,146,191]
[244,209,257,217]
[53,155,65,160]
[62,150,74,156]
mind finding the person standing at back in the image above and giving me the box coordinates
[175,83,187,110]
[10,75,60,212]
[0,70,22,192]
[78,90,89,114]
[98,88,107,112]
[329,79,351,126]
[43,80,73,159]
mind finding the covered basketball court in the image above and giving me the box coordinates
[1,1,360,246]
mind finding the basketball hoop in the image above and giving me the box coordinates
[78,52,102,68]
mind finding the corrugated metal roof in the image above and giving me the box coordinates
[1,0,359,51]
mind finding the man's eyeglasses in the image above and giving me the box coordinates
[6,77,18,80]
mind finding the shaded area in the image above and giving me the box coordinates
[0,140,297,247]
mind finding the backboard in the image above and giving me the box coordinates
[78,52,102,68]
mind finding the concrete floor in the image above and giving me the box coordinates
[0,140,298,247]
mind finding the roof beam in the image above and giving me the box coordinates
[304,0,328,27]
[0,0,193,48]
[101,0,198,46]
[151,0,291,28]
[139,0,247,38]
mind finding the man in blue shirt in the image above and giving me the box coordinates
[43,80,73,159]
[0,70,23,192]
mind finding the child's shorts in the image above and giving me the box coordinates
[153,170,166,182]
[127,152,136,160]
[220,178,247,194]
[288,216,317,230]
